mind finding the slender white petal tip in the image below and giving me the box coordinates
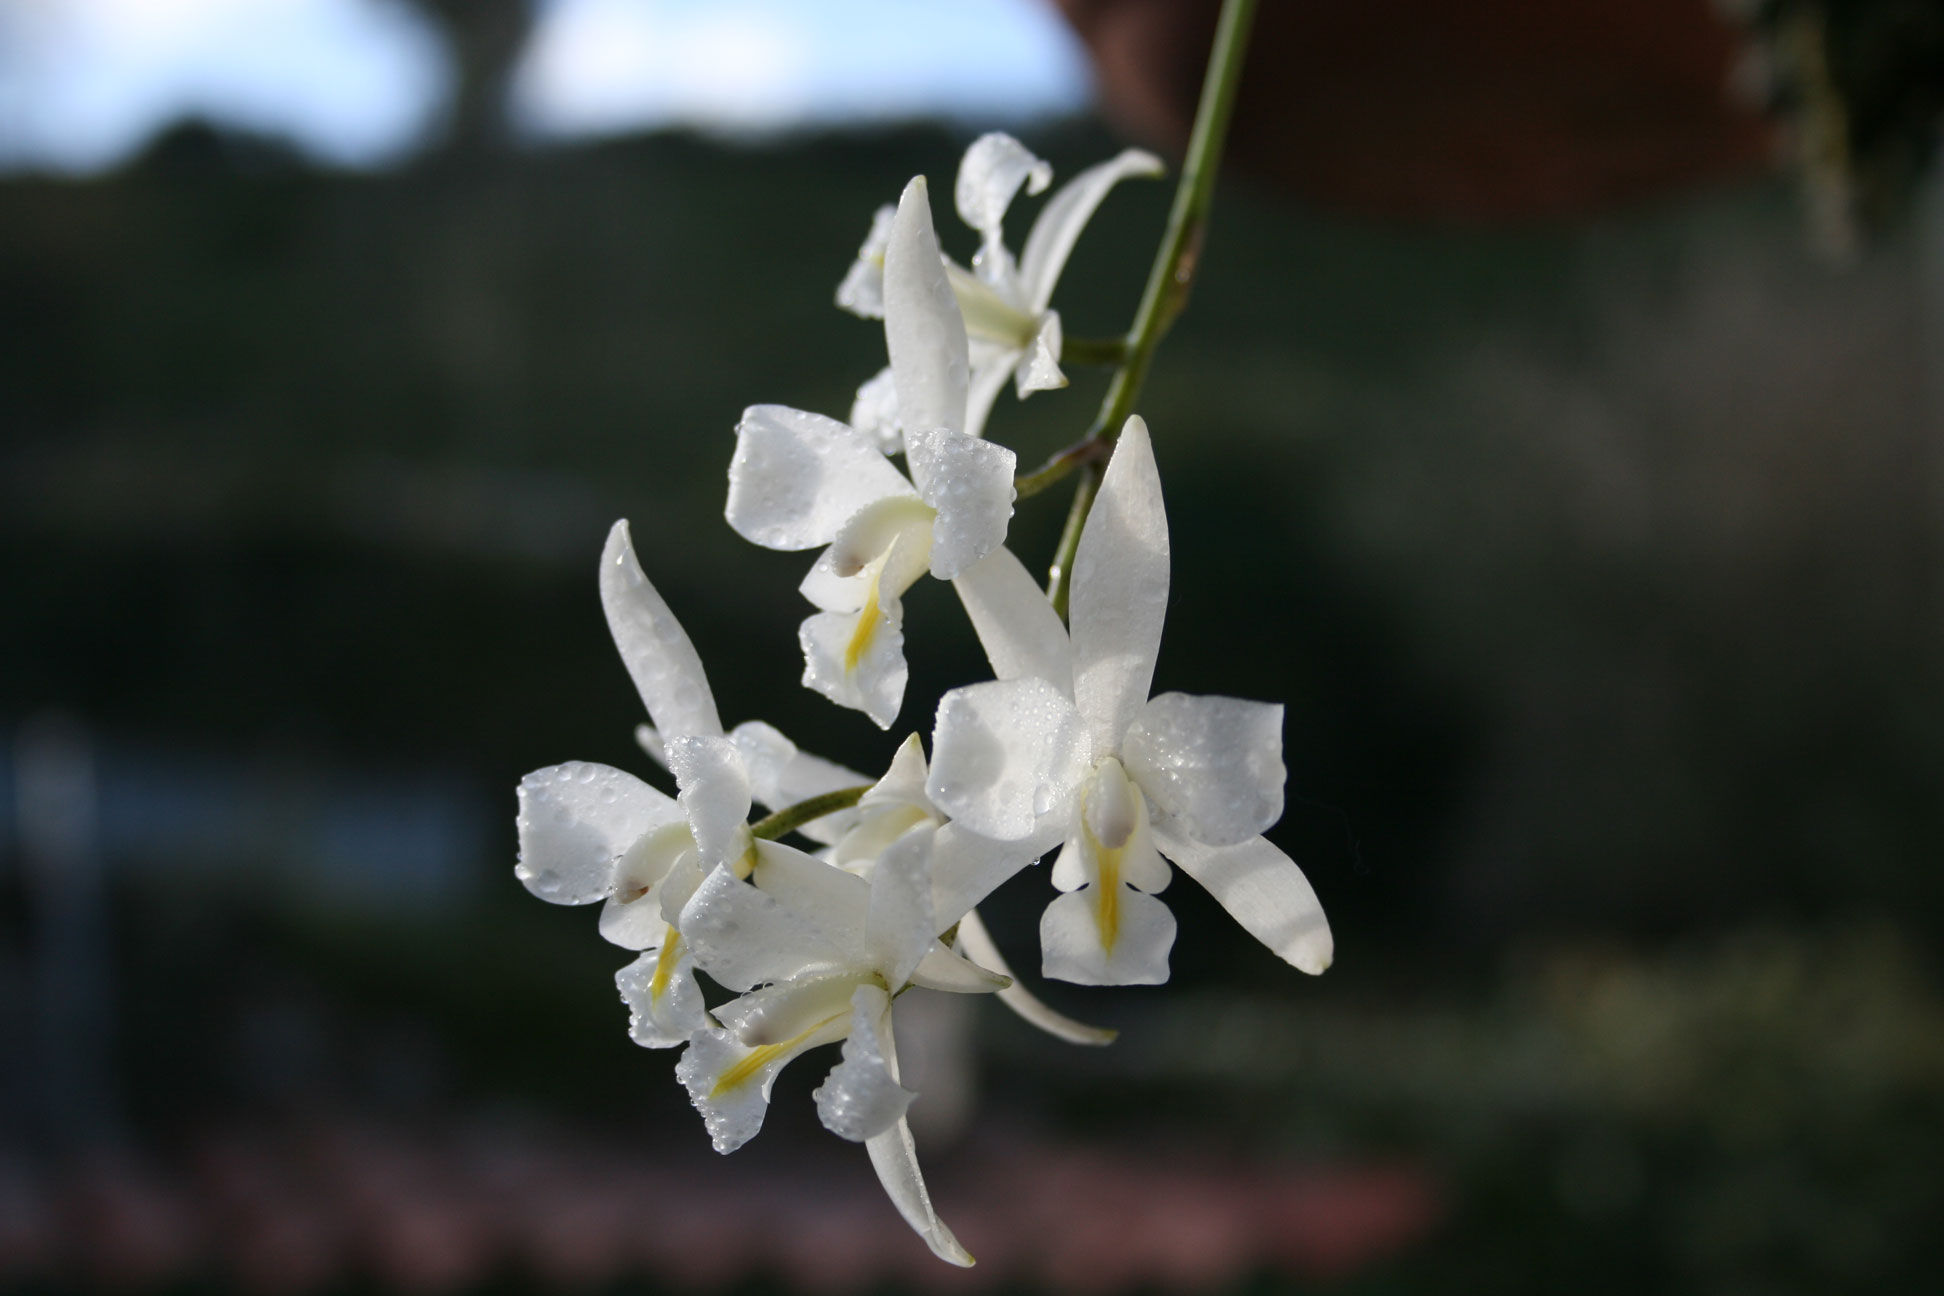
[600,520,724,741]
[1069,417,1169,750]
[1153,829,1333,975]
[884,176,970,441]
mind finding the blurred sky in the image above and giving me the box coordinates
[0,0,1094,172]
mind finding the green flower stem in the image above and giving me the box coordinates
[1042,0,1257,611]
[1015,436,1109,499]
[749,785,872,840]
[1057,334,1128,367]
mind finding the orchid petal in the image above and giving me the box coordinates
[1013,310,1066,396]
[749,839,868,952]
[600,520,723,741]
[1123,693,1285,847]
[883,176,969,439]
[848,366,904,454]
[905,429,1015,580]
[633,724,667,770]
[928,821,1037,933]
[963,343,1017,441]
[514,762,682,905]
[954,908,1117,1045]
[928,677,1091,848]
[726,405,914,551]
[1070,416,1169,751]
[814,983,915,1142]
[950,544,1073,695]
[667,734,754,870]
[677,975,857,1153]
[955,132,1051,252]
[865,1090,974,1265]
[1040,886,1175,986]
[1151,827,1333,974]
[678,865,852,992]
[615,934,710,1048]
[799,603,908,730]
[835,203,895,319]
[1019,148,1165,313]
[909,941,1012,993]
[599,820,696,948]
[729,721,868,846]
[863,828,937,987]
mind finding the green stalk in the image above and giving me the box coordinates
[749,785,872,841]
[1042,0,1257,609]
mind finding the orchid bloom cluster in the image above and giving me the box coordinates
[516,132,1332,1267]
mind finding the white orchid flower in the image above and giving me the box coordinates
[926,417,1334,986]
[839,132,1163,444]
[729,177,1017,728]
[515,519,869,1046]
[673,833,1005,1266]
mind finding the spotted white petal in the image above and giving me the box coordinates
[729,721,868,846]
[1122,693,1285,848]
[950,544,1073,695]
[677,973,857,1153]
[848,366,904,454]
[835,203,895,319]
[799,603,908,730]
[515,762,683,905]
[726,405,914,552]
[954,908,1116,1045]
[905,429,1016,581]
[1070,416,1169,752]
[1018,148,1165,314]
[678,865,853,993]
[883,176,969,439]
[667,734,754,870]
[600,520,723,741]
[928,676,1091,849]
[749,839,869,953]
[955,132,1051,251]
[1040,886,1175,986]
[615,934,710,1048]
[928,822,1038,933]
[814,983,915,1142]
[1013,310,1066,396]
[1150,826,1333,974]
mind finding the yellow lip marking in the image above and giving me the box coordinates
[844,562,885,674]
[649,931,683,1004]
[709,1011,847,1099]
[1094,838,1122,953]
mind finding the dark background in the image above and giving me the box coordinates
[4,2,1943,1292]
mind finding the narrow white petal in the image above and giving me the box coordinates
[1123,693,1286,847]
[814,984,916,1142]
[1012,310,1066,396]
[835,203,896,319]
[729,721,868,846]
[514,762,682,905]
[600,520,723,741]
[848,366,904,454]
[963,344,1018,441]
[865,827,938,986]
[927,677,1091,847]
[909,941,1012,993]
[1040,886,1175,986]
[950,545,1073,695]
[615,935,710,1048]
[863,732,932,809]
[954,908,1117,1045]
[799,605,908,730]
[1151,827,1333,974]
[633,724,668,770]
[955,132,1051,247]
[678,865,853,993]
[749,839,869,953]
[726,405,914,551]
[905,429,1016,580]
[862,1012,974,1267]
[1070,417,1169,751]
[667,734,754,870]
[1018,148,1165,313]
[928,821,1037,933]
[883,176,969,439]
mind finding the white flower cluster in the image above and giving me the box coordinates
[515,134,1333,1267]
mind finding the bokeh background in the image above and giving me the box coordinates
[4,1,1942,1292]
